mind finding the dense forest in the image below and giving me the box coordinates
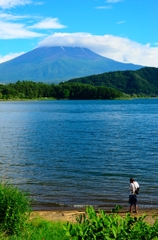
[67,67,158,95]
[0,66,157,100]
[0,81,123,100]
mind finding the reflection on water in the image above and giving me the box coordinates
[0,99,158,209]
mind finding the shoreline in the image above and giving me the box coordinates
[0,97,157,102]
[30,207,158,225]
[32,202,158,212]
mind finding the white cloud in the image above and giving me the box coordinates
[0,0,32,9]
[0,20,45,38]
[0,13,31,20]
[0,14,66,39]
[96,0,122,10]
[0,51,24,63]
[29,18,67,29]
[37,32,158,67]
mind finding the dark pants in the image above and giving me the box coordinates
[129,194,137,206]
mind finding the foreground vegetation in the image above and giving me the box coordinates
[0,219,67,240]
[0,182,30,235]
[64,206,158,239]
[0,183,158,239]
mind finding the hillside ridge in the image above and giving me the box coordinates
[67,67,158,95]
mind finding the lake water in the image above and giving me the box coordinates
[0,99,158,210]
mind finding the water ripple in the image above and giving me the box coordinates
[0,99,158,209]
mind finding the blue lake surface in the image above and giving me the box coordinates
[0,99,158,210]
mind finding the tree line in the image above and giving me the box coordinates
[67,67,158,95]
[0,81,123,100]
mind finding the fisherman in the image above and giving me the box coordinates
[129,178,139,213]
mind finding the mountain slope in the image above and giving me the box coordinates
[67,67,158,95]
[0,46,143,84]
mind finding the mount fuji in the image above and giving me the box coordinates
[0,46,143,84]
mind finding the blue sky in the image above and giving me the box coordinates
[0,0,157,67]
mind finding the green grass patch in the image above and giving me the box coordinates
[0,182,31,235]
[0,218,68,240]
[0,182,68,239]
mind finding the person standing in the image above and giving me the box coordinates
[129,178,139,213]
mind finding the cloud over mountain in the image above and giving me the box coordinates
[37,32,158,67]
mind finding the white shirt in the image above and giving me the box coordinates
[129,181,139,195]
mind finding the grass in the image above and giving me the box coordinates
[0,182,31,235]
[0,181,68,239]
[0,218,68,240]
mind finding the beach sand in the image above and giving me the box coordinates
[30,208,158,225]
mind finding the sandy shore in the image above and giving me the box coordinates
[30,208,158,225]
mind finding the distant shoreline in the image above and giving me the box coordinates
[0,96,158,102]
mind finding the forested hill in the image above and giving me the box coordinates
[66,67,158,95]
[0,81,123,100]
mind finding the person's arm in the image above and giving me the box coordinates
[129,183,134,193]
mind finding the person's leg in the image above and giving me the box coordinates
[134,195,138,213]
[130,205,133,213]
[135,204,138,213]
[129,195,134,213]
